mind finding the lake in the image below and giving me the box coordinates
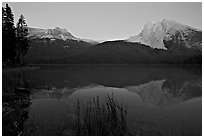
[2,65,202,136]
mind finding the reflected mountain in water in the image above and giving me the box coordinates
[30,75,201,107]
[2,65,202,135]
[21,65,201,107]
[126,77,201,107]
[19,65,200,89]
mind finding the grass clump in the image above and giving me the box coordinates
[74,94,127,136]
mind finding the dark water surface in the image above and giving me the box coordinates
[2,65,202,135]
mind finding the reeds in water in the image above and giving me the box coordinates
[74,94,127,136]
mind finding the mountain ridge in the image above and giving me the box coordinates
[27,26,99,44]
[25,19,202,64]
[126,19,202,50]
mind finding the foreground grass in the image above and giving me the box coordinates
[74,94,127,136]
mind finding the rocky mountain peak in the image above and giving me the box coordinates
[27,27,99,44]
[27,27,76,41]
[127,19,202,50]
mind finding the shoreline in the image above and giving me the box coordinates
[27,63,202,66]
[2,66,40,74]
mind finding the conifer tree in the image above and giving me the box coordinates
[2,4,16,63]
[16,14,29,64]
[2,7,7,61]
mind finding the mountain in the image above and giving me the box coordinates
[27,27,98,44]
[28,27,76,40]
[25,37,95,64]
[126,19,202,50]
[25,20,202,64]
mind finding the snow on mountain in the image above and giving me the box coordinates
[126,19,202,50]
[27,27,99,44]
[27,27,76,40]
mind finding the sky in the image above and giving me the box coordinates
[2,2,202,40]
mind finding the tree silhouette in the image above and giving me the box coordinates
[16,14,29,65]
[2,4,16,63]
[2,7,7,61]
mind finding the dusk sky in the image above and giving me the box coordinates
[3,2,202,40]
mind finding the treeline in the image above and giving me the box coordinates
[2,3,29,65]
[25,40,202,65]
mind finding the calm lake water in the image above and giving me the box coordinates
[2,65,202,136]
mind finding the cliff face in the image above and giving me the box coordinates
[27,27,76,41]
[27,27,98,44]
[127,19,202,51]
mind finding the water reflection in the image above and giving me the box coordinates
[2,65,202,135]
[126,77,202,107]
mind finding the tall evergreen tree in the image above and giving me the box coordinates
[2,7,7,62]
[2,7,6,30]
[16,14,29,64]
[2,4,16,63]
